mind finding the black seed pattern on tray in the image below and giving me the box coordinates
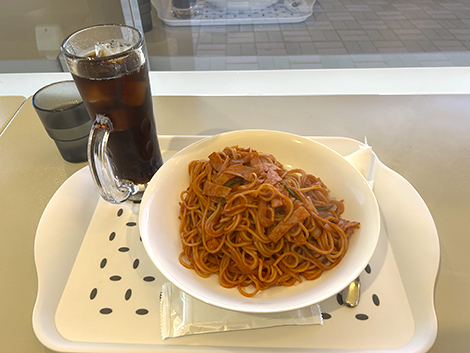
[100,308,112,314]
[85,206,160,320]
[365,264,371,274]
[336,292,344,306]
[373,294,380,306]
[355,314,369,320]
[125,289,132,301]
[322,312,332,320]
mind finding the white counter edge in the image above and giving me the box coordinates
[1,67,470,97]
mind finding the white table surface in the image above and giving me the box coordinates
[1,67,470,97]
[1,68,470,352]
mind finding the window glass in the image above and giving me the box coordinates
[0,0,126,73]
[1,0,469,72]
[144,0,470,70]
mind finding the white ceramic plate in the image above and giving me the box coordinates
[139,130,380,313]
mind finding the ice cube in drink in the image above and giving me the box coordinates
[94,40,132,57]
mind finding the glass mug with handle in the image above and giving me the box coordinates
[61,24,163,204]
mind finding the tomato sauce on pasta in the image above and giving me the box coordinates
[178,146,360,297]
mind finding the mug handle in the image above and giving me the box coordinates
[88,114,138,204]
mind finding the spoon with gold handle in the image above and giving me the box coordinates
[343,277,361,308]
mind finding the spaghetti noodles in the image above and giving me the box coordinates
[178,146,360,297]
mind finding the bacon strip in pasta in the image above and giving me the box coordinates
[268,206,310,242]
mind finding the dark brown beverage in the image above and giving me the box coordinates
[73,63,163,185]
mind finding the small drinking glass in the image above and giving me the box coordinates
[32,81,92,163]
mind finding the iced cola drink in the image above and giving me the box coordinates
[72,61,161,185]
[61,25,163,203]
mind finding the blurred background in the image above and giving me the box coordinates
[1,0,469,72]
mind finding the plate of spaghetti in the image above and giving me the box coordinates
[140,130,380,313]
